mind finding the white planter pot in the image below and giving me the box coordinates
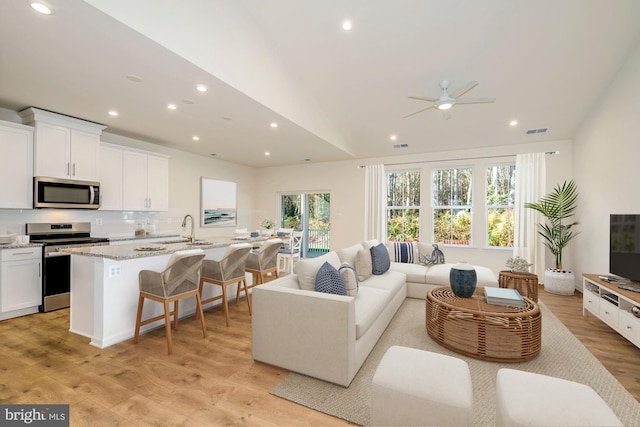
[544,269,575,295]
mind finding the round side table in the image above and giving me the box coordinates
[498,270,539,302]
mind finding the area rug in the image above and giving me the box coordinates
[271,298,640,426]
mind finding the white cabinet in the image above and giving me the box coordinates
[19,107,105,181]
[123,150,169,211]
[583,274,640,349]
[0,121,33,209]
[98,143,124,210]
[0,247,42,320]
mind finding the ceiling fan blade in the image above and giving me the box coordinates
[442,110,452,120]
[455,97,496,105]
[403,105,436,118]
[449,81,478,98]
[408,95,438,102]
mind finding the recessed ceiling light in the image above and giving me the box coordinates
[196,84,208,93]
[390,135,397,141]
[125,74,142,83]
[167,104,177,110]
[509,120,518,127]
[108,110,119,117]
[270,122,278,128]
[192,136,200,141]
[264,151,271,156]
[342,20,353,31]
[30,2,53,15]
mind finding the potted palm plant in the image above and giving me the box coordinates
[524,179,580,295]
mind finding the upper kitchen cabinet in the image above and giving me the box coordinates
[98,143,124,211]
[0,120,33,209]
[123,150,169,211]
[19,107,106,181]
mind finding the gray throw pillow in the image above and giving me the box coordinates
[315,261,347,295]
[370,243,391,275]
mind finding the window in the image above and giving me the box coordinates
[387,170,420,242]
[486,164,515,247]
[432,168,472,245]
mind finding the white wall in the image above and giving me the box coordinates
[573,43,640,281]
[256,140,573,275]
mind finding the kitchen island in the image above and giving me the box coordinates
[67,237,266,348]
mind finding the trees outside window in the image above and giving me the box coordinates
[387,170,420,242]
[486,164,515,247]
[432,168,472,245]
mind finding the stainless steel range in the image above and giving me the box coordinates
[26,222,109,312]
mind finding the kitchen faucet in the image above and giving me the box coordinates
[181,214,195,244]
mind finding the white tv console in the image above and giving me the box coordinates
[583,274,640,349]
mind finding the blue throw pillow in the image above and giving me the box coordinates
[370,243,391,275]
[391,242,415,263]
[315,262,347,295]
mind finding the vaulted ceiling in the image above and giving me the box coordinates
[1,0,640,167]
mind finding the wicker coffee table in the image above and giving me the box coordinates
[426,286,541,362]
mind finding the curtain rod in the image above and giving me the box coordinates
[357,151,558,168]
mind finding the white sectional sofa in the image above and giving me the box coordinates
[251,240,498,387]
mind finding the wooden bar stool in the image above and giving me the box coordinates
[199,243,252,326]
[134,249,207,355]
[243,238,283,295]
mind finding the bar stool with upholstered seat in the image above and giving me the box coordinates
[242,238,283,297]
[134,249,207,355]
[199,243,252,326]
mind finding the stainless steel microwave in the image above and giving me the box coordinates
[33,177,101,209]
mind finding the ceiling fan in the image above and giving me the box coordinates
[404,80,495,119]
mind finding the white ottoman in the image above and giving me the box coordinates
[371,346,473,426]
[496,368,623,427]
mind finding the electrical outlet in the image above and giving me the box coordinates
[95,218,103,225]
[109,265,121,277]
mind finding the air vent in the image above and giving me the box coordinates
[393,143,409,149]
[526,128,548,135]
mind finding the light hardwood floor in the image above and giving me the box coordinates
[1,286,639,426]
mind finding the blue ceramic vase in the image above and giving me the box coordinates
[449,262,477,298]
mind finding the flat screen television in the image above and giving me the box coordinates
[610,214,640,283]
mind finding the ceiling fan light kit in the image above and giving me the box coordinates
[405,79,495,119]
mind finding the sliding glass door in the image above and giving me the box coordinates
[280,192,330,258]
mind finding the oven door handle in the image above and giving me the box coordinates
[45,251,70,258]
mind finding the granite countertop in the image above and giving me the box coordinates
[0,243,44,250]
[66,237,267,260]
[101,233,182,242]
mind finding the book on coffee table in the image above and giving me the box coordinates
[484,287,526,307]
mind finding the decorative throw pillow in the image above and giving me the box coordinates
[355,247,374,281]
[370,243,391,275]
[315,262,347,295]
[339,262,359,296]
[388,242,416,263]
[419,243,446,266]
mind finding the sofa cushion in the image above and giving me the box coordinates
[417,243,446,266]
[387,242,418,263]
[389,262,429,284]
[295,251,342,291]
[337,243,364,267]
[371,243,391,275]
[315,262,347,295]
[360,270,406,298]
[339,262,359,296]
[354,286,391,339]
[425,263,498,287]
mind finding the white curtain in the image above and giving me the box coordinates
[514,153,546,280]
[364,164,387,241]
